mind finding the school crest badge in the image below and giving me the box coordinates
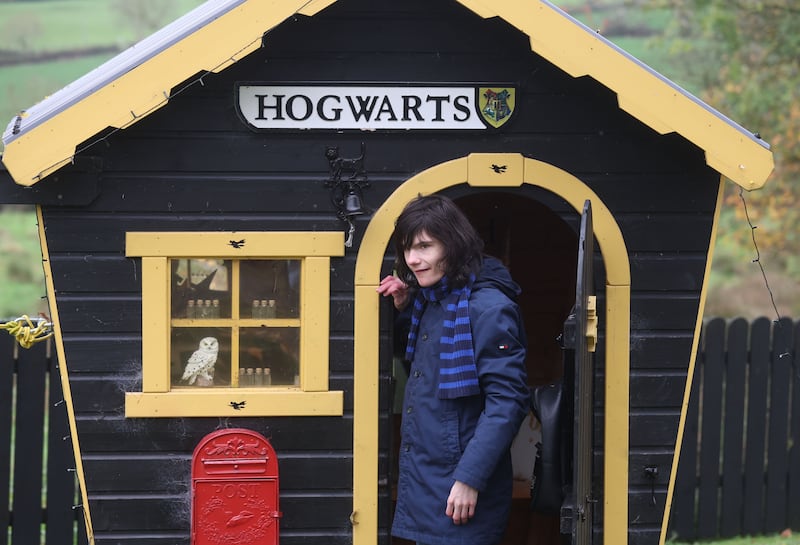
[479,87,515,128]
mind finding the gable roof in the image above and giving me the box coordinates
[1,0,773,189]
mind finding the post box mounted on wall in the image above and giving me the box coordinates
[191,428,281,545]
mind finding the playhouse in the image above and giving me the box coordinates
[0,0,774,544]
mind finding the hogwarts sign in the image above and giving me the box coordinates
[236,85,516,130]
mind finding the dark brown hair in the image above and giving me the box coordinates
[393,194,483,288]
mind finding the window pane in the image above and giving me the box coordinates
[240,327,299,386]
[171,259,232,319]
[240,260,301,319]
[171,328,231,388]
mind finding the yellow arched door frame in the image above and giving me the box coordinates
[352,153,631,545]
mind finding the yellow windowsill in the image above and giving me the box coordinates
[125,389,344,417]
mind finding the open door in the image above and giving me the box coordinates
[561,199,597,544]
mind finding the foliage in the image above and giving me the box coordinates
[648,0,800,278]
[556,1,798,318]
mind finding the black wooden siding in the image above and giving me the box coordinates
[25,0,720,543]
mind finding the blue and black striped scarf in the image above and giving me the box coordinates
[405,275,479,399]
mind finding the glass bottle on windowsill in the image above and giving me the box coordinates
[264,299,277,318]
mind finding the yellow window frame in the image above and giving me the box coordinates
[124,231,345,417]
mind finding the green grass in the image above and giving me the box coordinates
[0,206,46,320]
[0,0,206,142]
[669,532,800,545]
[2,0,132,52]
[0,54,114,130]
[0,0,207,51]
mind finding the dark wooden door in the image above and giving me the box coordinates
[561,200,596,544]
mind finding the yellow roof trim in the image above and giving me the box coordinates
[1,0,773,189]
[455,0,773,190]
[1,0,314,186]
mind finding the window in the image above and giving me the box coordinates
[124,232,344,417]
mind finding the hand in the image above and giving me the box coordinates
[376,275,410,310]
[446,480,478,525]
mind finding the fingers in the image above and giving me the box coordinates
[376,276,412,311]
[448,503,474,525]
[376,275,399,295]
[446,481,478,525]
[376,276,408,298]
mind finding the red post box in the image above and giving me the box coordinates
[191,428,281,545]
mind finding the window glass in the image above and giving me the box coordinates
[239,260,301,319]
[171,327,231,388]
[239,327,300,386]
[172,259,232,319]
[168,258,302,389]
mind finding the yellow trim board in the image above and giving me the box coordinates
[353,154,630,545]
[126,231,345,257]
[3,0,772,190]
[125,389,344,417]
[37,206,95,544]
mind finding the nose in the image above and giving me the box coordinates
[405,249,420,265]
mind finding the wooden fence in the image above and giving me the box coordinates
[2,318,799,543]
[669,317,800,541]
[0,334,86,545]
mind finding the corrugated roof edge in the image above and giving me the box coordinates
[1,0,247,145]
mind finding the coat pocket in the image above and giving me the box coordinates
[441,409,461,465]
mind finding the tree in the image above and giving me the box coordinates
[649,0,800,316]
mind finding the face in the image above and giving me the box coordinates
[404,231,446,287]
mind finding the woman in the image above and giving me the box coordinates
[378,194,530,545]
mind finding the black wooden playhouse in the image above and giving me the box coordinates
[0,1,774,544]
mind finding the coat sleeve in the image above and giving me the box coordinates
[452,299,531,491]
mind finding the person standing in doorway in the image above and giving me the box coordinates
[377,194,530,545]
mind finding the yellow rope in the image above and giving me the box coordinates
[1,315,53,349]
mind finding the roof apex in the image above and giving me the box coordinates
[1,0,773,189]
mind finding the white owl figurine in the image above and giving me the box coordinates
[181,336,219,386]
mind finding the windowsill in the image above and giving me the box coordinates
[125,389,344,417]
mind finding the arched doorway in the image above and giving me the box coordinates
[352,154,630,545]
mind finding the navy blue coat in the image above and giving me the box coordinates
[391,257,531,545]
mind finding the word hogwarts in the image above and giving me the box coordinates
[237,85,515,130]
